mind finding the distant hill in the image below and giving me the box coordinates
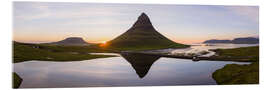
[49,37,90,45]
[203,37,259,44]
[231,37,259,44]
[203,39,231,44]
[105,13,188,50]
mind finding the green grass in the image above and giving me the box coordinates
[212,62,259,84]
[13,42,116,63]
[211,46,259,62]
[13,72,22,88]
[36,43,113,53]
[212,46,259,84]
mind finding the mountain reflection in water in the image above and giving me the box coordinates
[121,53,160,78]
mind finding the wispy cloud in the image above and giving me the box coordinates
[14,2,130,21]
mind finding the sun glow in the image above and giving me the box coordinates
[102,41,107,44]
[99,41,108,47]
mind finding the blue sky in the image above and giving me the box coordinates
[13,2,259,44]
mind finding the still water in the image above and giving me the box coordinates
[14,54,249,88]
[14,44,257,88]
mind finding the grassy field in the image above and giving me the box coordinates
[212,46,259,84]
[13,42,116,63]
[213,62,259,84]
[211,46,259,62]
[13,72,22,88]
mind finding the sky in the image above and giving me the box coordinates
[13,2,259,44]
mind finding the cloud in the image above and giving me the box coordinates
[14,2,130,21]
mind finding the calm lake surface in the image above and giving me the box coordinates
[14,44,257,88]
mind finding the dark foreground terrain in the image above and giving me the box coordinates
[13,72,22,88]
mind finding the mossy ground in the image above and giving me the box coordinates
[211,46,259,62]
[212,46,259,84]
[13,72,22,88]
[213,62,259,84]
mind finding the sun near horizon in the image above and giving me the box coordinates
[98,40,109,47]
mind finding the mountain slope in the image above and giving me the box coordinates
[105,13,188,51]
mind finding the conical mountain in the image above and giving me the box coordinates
[106,13,187,50]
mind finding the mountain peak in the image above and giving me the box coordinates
[132,12,152,28]
[139,12,148,19]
